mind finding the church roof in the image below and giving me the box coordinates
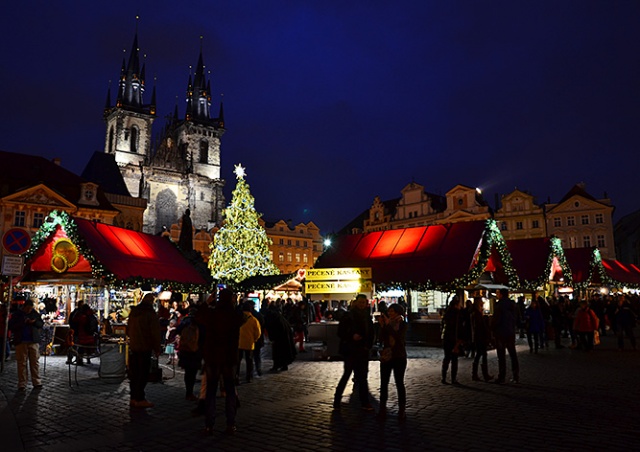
[81,152,131,196]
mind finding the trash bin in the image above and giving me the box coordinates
[99,342,126,380]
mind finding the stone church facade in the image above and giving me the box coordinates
[103,33,225,235]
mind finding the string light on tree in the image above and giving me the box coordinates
[208,163,279,283]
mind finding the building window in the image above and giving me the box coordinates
[130,125,139,153]
[287,252,292,262]
[33,212,44,228]
[597,235,605,247]
[501,222,508,231]
[14,211,26,227]
[569,236,577,248]
[595,213,604,224]
[199,140,208,163]
[279,227,284,232]
[200,192,205,201]
[516,221,523,230]
[303,254,308,264]
[583,236,591,247]
[295,253,300,263]
[287,240,292,246]
[303,240,308,247]
[296,240,300,247]
[567,216,575,226]
[408,212,412,219]
[581,215,589,225]
[278,253,284,262]
[554,217,561,227]
[532,220,539,229]
[279,239,284,245]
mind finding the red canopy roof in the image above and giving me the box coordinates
[26,216,208,287]
[315,221,494,286]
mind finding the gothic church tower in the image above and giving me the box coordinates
[103,32,156,198]
[104,31,225,235]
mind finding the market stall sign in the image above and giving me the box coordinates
[50,238,80,273]
[305,267,372,281]
[305,279,372,294]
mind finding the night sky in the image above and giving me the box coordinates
[1,1,639,234]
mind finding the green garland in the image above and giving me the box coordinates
[21,210,209,293]
[519,236,574,291]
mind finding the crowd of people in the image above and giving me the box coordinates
[1,288,637,434]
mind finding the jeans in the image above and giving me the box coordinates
[379,358,407,410]
[204,363,237,428]
[527,331,543,351]
[334,348,370,406]
[128,350,151,401]
[495,335,519,381]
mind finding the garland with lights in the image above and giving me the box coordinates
[208,164,280,284]
[518,236,574,291]
[375,219,519,292]
[21,210,208,293]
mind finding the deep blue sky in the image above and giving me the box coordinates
[1,1,639,234]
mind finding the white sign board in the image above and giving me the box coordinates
[2,255,24,276]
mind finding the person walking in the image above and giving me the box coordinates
[470,297,494,382]
[9,299,44,391]
[333,294,375,411]
[127,293,161,408]
[176,306,202,401]
[614,295,637,351]
[525,298,545,353]
[196,289,243,435]
[377,303,407,421]
[441,296,463,385]
[492,289,520,384]
[237,301,261,383]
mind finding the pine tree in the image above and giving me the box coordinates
[208,164,280,282]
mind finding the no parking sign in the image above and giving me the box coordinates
[2,228,31,255]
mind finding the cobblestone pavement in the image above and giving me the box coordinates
[1,334,639,452]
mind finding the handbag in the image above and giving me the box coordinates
[380,347,393,363]
[593,330,600,346]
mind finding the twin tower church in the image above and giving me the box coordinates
[100,32,225,235]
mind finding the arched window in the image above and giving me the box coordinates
[130,125,139,153]
[199,140,208,163]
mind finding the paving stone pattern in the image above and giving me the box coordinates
[1,334,638,451]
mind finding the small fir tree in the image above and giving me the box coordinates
[208,164,280,282]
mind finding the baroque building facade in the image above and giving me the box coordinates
[103,33,225,235]
[343,181,617,260]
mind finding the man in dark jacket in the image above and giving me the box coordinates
[9,299,44,390]
[196,288,243,435]
[127,293,161,408]
[333,294,375,411]
[492,289,520,383]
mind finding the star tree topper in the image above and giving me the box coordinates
[234,164,246,180]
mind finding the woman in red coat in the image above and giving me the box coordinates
[573,299,599,352]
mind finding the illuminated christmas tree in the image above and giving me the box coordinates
[208,164,280,283]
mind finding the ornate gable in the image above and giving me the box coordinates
[3,184,76,209]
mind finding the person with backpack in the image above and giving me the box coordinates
[176,305,202,401]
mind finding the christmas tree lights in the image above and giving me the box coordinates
[208,164,280,283]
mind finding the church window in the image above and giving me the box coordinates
[199,140,208,163]
[108,127,115,153]
[130,126,139,153]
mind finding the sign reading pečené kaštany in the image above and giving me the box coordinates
[305,267,372,281]
[305,280,373,294]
